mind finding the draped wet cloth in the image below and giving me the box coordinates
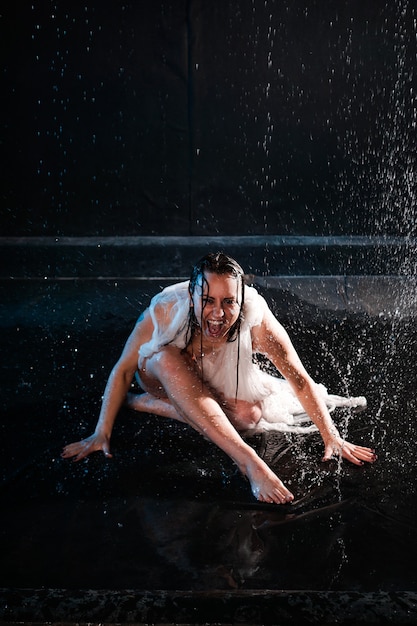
[139,281,366,433]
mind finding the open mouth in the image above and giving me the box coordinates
[206,320,225,337]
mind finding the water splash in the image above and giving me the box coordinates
[337,0,416,242]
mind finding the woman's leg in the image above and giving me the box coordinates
[221,398,263,431]
[126,390,263,430]
[142,346,294,504]
[125,391,185,421]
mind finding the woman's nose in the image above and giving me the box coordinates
[212,304,224,318]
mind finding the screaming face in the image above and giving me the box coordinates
[191,271,242,345]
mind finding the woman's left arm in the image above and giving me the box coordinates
[252,306,377,465]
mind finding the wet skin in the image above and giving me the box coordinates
[62,271,377,504]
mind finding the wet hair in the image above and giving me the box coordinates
[187,251,245,343]
[185,251,245,400]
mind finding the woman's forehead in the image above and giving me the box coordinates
[195,271,241,295]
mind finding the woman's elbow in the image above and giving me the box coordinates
[290,371,315,396]
[110,361,136,388]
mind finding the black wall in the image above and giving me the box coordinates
[2,0,416,237]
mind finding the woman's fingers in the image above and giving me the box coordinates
[342,442,377,465]
[61,442,84,458]
[322,439,377,465]
[61,435,112,462]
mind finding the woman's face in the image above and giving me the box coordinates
[192,271,242,344]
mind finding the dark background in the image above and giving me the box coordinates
[1,3,417,620]
[2,0,416,238]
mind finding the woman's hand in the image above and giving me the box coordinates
[322,435,377,466]
[61,432,112,462]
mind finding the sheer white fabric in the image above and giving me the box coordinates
[139,281,191,359]
[138,281,366,433]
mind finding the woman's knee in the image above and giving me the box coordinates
[149,346,191,379]
[226,401,262,429]
[243,404,262,426]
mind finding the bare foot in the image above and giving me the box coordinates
[244,458,294,504]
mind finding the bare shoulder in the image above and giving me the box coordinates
[252,306,290,350]
[251,305,308,382]
[125,293,177,353]
[118,308,155,360]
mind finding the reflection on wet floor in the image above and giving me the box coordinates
[1,278,417,597]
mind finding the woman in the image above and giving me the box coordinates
[62,252,376,503]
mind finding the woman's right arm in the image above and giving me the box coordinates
[61,309,155,461]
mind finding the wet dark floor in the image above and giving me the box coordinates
[1,277,417,621]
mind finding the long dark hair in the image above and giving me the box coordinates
[185,251,245,400]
